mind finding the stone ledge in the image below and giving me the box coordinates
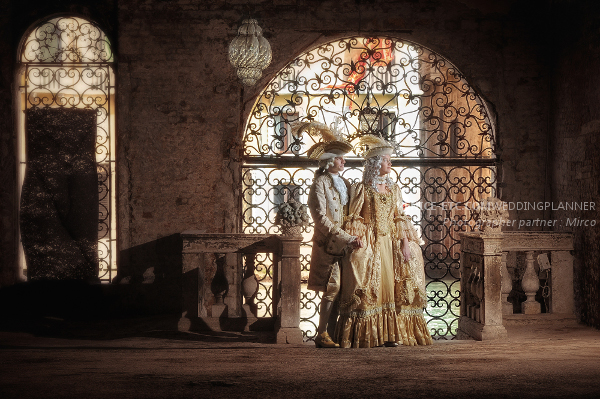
[502,231,574,251]
[457,316,508,340]
[503,313,578,326]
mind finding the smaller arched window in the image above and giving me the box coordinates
[16,16,116,282]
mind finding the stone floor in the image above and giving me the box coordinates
[1,316,600,399]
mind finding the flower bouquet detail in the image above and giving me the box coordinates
[275,198,310,236]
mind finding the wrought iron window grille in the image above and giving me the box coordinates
[242,36,498,340]
[16,16,117,282]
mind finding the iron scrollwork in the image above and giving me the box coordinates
[21,17,113,64]
[242,37,498,340]
[19,16,116,281]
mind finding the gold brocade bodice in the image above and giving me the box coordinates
[367,186,395,237]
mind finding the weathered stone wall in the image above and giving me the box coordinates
[0,0,587,320]
[0,0,17,287]
[551,1,600,328]
[115,0,552,278]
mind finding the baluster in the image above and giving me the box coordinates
[242,253,259,317]
[465,267,474,319]
[501,251,513,315]
[521,251,541,314]
[475,268,484,323]
[211,253,229,317]
[469,265,480,321]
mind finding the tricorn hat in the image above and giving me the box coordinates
[358,134,394,159]
[291,121,353,160]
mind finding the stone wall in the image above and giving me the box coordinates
[114,0,552,278]
[551,1,600,328]
[0,0,575,311]
[0,0,17,286]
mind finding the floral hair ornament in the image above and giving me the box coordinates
[291,121,353,160]
[358,134,395,159]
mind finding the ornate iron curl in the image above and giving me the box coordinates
[244,37,495,159]
[242,37,498,340]
[19,16,116,282]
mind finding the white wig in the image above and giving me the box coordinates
[363,155,394,192]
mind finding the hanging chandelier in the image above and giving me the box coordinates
[228,19,272,86]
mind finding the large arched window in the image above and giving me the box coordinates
[16,16,116,281]
[242,37,497,340]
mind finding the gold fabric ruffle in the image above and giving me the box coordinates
[335,306,401,348]
[396,308,434,346]
[343,215,367,238]
[394,278,428,310]
[335,305,433,348]
[394,215,423,244]
[393,240,428,309]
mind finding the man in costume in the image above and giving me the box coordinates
[293,122,362,348]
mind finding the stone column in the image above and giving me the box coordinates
[211,254,229,318]
[275,234,303,344]
[549,250,574,315]
[458,232,507,340]
[480,234,506,335]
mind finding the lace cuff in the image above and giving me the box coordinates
[394,216,422,244]
[343,215,367,238]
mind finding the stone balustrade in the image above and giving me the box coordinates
[501,232,575,321]
[178,231,303,344]
[458,231,574,340]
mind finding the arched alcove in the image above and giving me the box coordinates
[16,15,117,282]
[241,37,498,340]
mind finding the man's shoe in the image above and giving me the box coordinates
[315,332,340,348]
[384,341,399,347]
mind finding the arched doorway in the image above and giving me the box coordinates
[242,37,497,340]
[16,16,116,281]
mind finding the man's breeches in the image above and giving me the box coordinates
[323,261,341,302]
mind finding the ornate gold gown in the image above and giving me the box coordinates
[334,183,433,348]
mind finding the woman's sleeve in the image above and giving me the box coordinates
[393,185,423,244]
[343,183,367,238]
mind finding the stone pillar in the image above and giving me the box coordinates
[241,253,259,330]
[480,234,506,333]
[275,234,303,344]
[458,232,507,340]
[211,254,229,318]
[549,250,575,315]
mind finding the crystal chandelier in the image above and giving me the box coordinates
[228,19,272,86]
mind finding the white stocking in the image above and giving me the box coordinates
[317,299,334,335]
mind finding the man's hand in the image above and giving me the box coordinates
[350,237,364,250]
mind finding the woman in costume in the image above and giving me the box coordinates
[334,134,433,348]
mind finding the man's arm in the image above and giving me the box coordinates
[308,178,354,244]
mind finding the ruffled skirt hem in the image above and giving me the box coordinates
[396,309,433,346]
[334,306,433,348]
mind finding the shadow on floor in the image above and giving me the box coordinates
[0,280,275,344]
